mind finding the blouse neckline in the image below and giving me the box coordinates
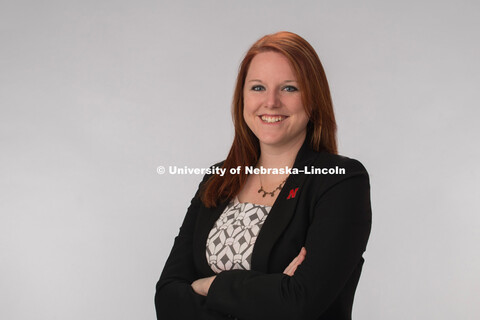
[233,196,273,208]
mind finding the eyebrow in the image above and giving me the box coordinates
[247,79,297,83]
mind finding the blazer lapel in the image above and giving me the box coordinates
[251,139,319,272]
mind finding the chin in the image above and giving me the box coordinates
[257,132,306,149]
[258,137,287,147]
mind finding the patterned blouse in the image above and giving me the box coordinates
[206,196,272,273]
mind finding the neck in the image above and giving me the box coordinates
[257,133,306,169]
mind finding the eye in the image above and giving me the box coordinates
[250,85,265,91]
[282,85,298,92]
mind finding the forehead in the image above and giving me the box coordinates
[246,51,297,80]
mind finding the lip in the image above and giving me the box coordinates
[257,114,289,125]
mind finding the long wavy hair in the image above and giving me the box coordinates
[201,31,337,208]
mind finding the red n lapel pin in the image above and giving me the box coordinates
[286,187,299,199]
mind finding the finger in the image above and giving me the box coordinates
[300,247,307,256]
[284,248,307,276]
[284,257,298,275]
[290,263,302,275]
[284,256,304,276]
[292,254,305,270]
[283,267,292,276]
[296,252,305,265]
[292,251,305,267]
[283,261,295,275]
[286,255,300,268]
[289,253,306,275]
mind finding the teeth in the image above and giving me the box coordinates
[261,115,285,123]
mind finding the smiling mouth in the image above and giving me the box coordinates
[259,115,288,123]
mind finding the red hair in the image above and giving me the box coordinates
[201,31,337,207]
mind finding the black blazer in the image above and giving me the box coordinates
[155,139,372,320]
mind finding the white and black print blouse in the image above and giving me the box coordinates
[206,196,272,273]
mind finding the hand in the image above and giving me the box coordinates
[191,275,216,296]
[283,247,306,276]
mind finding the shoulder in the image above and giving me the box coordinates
[303,152,370,201]
[196,160,226,189]
[299,152,372,223]
[312,152,369,178]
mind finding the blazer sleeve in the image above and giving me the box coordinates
[205,160,372,320]
[154,173,227,320]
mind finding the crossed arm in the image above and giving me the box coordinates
[191,247,307,296]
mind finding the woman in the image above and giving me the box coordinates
[155,31,372,320]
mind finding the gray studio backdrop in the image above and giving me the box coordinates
[1,1,479,319]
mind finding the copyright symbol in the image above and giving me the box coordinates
[156,166,165,174]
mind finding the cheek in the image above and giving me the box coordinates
[294,103,310,127]
[300,114,310,129]
[243,96,257,116]
[242,110,255,133]
[300,110,310,125]
[242,107,248,122]
[290,99,307,117]
[243,94,251,109]
[242,104,253,127]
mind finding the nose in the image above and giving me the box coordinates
[264,89,280,108]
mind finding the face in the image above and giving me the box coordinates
[243,51,309,150]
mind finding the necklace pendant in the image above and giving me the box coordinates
[257,177,287,199]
